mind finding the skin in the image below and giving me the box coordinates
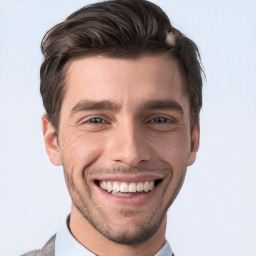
[42,53,200,256]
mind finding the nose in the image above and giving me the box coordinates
[108,119,152,167]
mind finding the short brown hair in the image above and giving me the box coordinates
[40,0,204,131]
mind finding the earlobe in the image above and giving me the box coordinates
[42,115,62,166]
[187,120,200,166]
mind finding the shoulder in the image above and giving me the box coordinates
[20,249,41,256]
[20,235,56,256]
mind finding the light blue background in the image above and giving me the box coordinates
[0,0,255,255]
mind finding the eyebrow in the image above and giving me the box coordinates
[70,100,121,116]
[140,100,184,113]
[70,99,184,116]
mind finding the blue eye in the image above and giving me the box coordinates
[88,118,104,124]
[151,117,170,124]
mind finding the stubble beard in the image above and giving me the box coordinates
[64,164,186,246]
[72,192,168,245]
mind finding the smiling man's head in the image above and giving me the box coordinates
[41,0,203,255]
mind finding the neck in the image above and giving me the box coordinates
[69,204,167,256]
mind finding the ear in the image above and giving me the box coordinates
[42,115,62,166]
[187,120,200,166]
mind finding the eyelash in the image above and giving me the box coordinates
[82,117,109,125]
[147,117,175,125]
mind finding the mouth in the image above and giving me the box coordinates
[95,179,162,197]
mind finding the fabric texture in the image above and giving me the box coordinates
[21,235,56,256]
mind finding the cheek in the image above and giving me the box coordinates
[150,131,190,190]
[60,130,106,173]
[150,131,191,163]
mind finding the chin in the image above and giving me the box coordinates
[79,205,166,246]
[95,219,162,245]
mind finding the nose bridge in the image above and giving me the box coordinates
[110,117,151,166]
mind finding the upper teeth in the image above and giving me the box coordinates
[99,180,155,193]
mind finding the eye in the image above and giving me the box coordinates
[147,116,176,132]
[149,117,174,124]
[78,116,111,132]
[79,116,110,126]
[88,117,105,124]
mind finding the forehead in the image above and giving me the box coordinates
[63,54,188,111]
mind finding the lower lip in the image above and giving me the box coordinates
[94,182,161,206]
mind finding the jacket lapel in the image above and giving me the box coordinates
[40,235,56,256]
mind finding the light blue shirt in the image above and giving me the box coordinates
[55,216,173,256]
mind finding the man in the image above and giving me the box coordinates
[22,0,203,255]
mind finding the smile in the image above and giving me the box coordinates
[98,180,161,197]
[93,177,163,205]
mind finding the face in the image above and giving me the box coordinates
[43,54,199,245]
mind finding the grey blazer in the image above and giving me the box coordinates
[21,235,55,256]
[21,235,175,256]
